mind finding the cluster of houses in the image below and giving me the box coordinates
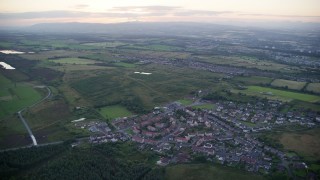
[77,97,319,175]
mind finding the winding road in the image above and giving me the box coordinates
[17,86,51,146]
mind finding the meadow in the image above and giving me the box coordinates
[0,73,42,118]
[306,83,320,94]
[192,103,216,110]
[177,99,193,106]
[270,79,306,90]
[165,164,266,180]
[279,128,320,161]
[99,105,133,120]
[49,57,97,65]
[235,86,320,102]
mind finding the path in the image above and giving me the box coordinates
[17,86,51,146]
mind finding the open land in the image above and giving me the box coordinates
[0,23,320,179]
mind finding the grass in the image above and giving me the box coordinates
[192,103,216,110]
[49,57,97,65]
[82,42,127,48]
[113,62,136,68]
[306,83,320,94]
[232,76,273,85]
[99,105,133,120]
[165,164,266,180]
[279,128,320,161]
[235,86,320,103]
[178,99,193,106]
[271,79,306,90]
[0,74,42,118]
[241,121,256,127]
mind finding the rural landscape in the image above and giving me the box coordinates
[0,22,319,179]
[0,1,320,179]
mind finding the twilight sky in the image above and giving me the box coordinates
[1,0,319,26]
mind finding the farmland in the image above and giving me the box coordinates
[306,83,320,94]
[270,79,306,90]
[49,57,97,65]
[165,164,266,180]
[279,128,320,161]
[0,73,42,118]
[99,105,133,120]
[234,86,320,102]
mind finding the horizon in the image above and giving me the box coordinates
[1,0,320,27]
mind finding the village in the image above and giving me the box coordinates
[74,97,320,175]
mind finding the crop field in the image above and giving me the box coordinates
[0,74,42,118]
[235,86,320,102]
[49,57,97,65]
[271,79,306,90]
[192,103,216,110]
[99,105,133,120]
[278,128,320,161]
[306,83,320,94]
[165,164,266,180]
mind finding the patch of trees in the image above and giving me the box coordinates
[0,144,68,177]
[121,98,148,114]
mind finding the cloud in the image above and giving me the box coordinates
[239,13,320,18]
[73,4,89,9]
[111,6,181,12]
[0,11,88,19]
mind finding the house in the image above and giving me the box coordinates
[175,137,189,143]
[132,136,144,143]
[157,157,170,166]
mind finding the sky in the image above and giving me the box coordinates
[0,0,320,26]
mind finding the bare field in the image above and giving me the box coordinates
[279,128,320,160]
[271,79,306,90]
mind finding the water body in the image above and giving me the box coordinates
[134,71,152,75]
[0,62,15,69]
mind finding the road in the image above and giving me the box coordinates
[17,86,51,146]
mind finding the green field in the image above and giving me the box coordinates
[99,105,134,120]
[113,62,136,68]
[271,79,306,90]
[232,76,273,85]
[0,74,42,118]
[165,164,266,180]
[306,83,320,94]
[177,99,193,106]
[235,86,320,102]
[192,103,216,110]
[49,57,97,65]
[82,42,127,48]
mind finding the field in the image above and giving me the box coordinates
[0,73,42,118]
[306,83,320,94]
[99,105,133,120]
[177,99,193,106]
[82,42,127,48]
[270,79,306,90]
[192,103,216,110]
[114,62,136,68]
[235,86,320,102]
[198,55,296,72]
[232,76,273,85]
[279,128,320,160]
[49,57,97,65]
[165,164,266,180]
[71,64,224,111]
